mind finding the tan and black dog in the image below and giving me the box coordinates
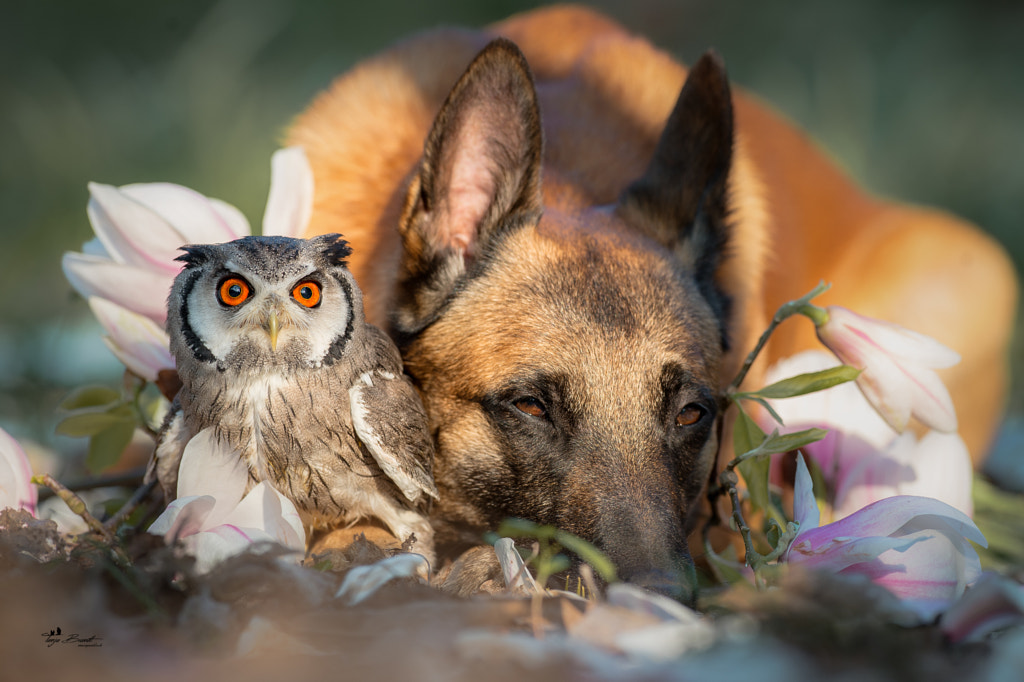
[289,6,1017,590]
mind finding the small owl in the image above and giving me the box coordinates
[146,234,438,560]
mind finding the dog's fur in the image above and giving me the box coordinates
[289,6,1017,588]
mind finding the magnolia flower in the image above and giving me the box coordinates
[148,428,305,574]
[765,351,973,519]
[784,454,986,622]
[813,305,960,434]
[62,146,313,379]
[0,428,36,514]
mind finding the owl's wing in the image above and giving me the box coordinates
[145,404,192,502]
[348,369,439,505]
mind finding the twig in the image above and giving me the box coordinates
[31,474,132,568]
[36,466,147,501]
[104,479,157,531]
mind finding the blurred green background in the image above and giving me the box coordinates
[1,0,1021,474]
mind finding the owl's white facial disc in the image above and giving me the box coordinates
[170,235,360,372]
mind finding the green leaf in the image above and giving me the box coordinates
[86,419,136,474]
[59,385,121,411]
[56,403,135,438]
[737,453,772,518]
[498,518,555,541]
[703,537,749,585]
[554,530,618,583]
[758,427,829,456]
[732,404,767,458]
[748,366,861,400]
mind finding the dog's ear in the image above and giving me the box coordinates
[394,38,543,339]
[618,51,734,344]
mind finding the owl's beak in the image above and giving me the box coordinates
[265,309,280,351]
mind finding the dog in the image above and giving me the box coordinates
[288,6,1017,591]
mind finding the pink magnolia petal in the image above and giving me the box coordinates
[87,183,190,272]
[62,252,173,325]
[788,533,920,572]
[798,495,985,553]
[175,429,248,523]
[940,574,1024,643]
[120,183,251,243]
[148,494,217,539]
[824,307,960,368]
[0,428,36,514]
[88,297,174,381]
[842,528,981,621]
[262,147,313,238]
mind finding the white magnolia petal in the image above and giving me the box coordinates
[120,183,251,243]
[0,428,36,514]
[87,183,190,271]
[764,351,897,450]
[262,147,313,238]
[149,495,217,539]
[792,454,820,536]
[854,358,915,434]
[175,429,248,524]
[904,364,959,433]
[88,297,174,381]
[62,252,173,324]
[831,433,915,521]
[222,482,306,552]
[188,524,267,574]
[897,431,973,517]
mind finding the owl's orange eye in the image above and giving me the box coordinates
[292,281,321,308]
[218,277,251,307]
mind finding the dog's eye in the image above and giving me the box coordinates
[675,404,706,427]
[514,397,546,419]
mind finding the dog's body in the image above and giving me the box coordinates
[289,6,1016,587]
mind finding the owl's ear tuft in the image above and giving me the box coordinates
[176,244,214,269]
[318,233,353,267]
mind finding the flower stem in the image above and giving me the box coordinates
[727,281,831,393]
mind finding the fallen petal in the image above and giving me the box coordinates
[494,537,542,594]
[335,553,430,605]
[940,574,1024,643]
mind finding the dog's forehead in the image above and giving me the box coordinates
[429,219,723,387]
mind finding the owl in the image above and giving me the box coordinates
[146,234,438,561]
